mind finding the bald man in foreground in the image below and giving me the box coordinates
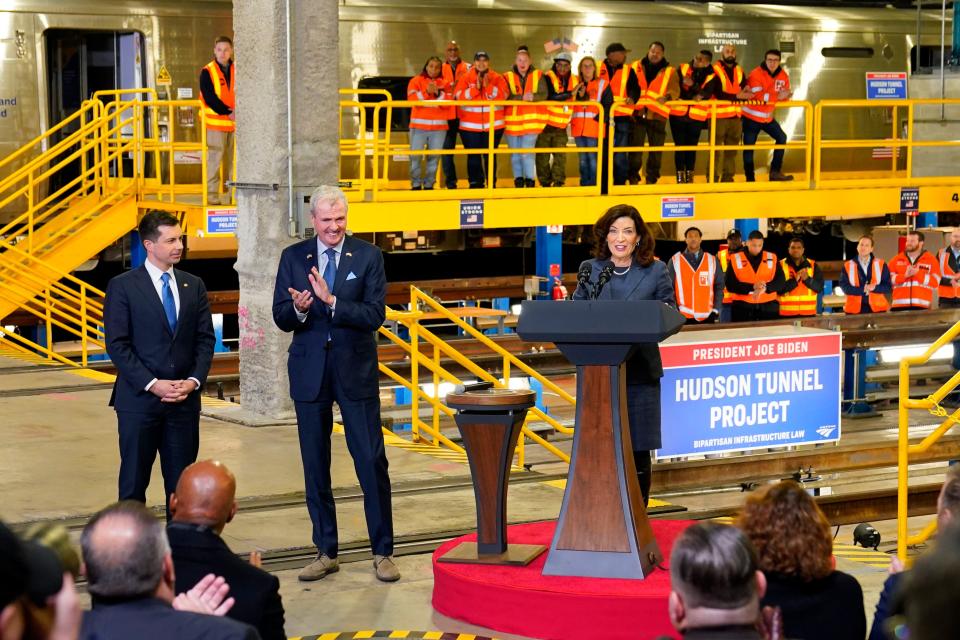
[168,461,285,640]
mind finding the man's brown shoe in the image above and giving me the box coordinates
[298,553,339,581]
[374,555,400,582]
[769,171,794,182]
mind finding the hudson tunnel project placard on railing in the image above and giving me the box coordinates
[656,327,842,458]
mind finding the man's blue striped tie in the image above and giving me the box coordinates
[161,272,177,333]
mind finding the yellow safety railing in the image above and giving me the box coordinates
[374,286,573,468]
[897,320,960,560]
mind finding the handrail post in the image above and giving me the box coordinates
[432,344,440,447]
[80,288,88,367]
[708,106,717,183]
[906,102,915,178]
[44,287,53,362]
[898,356,911,561]
[487,107,495,194]
[409,287,420,442]
[372,104,381,201]
[891,104,899,176]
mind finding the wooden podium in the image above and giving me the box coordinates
[437,388,547,566]
[517,300,685,579]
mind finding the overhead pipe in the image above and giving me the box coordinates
[285,0,296,235]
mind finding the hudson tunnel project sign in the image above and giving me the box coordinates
[656,329,842,458]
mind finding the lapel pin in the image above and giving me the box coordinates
[345,252,352,257]
[307,253,313,260]
[183,282,189,287]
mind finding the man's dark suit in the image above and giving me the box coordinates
[272,234,392,558]
[104,265,215,510]
[81,597,259,640]
[168,523,285,640]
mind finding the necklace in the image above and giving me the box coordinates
[613,266,631,276]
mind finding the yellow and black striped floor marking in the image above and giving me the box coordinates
[292,632,496,640]
[380,431,469,464]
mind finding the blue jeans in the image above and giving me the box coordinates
[742,118,787,180]
[409,128,446,188]
[575,136,598,186]
[612,120,633,185]
[506,133,538,180]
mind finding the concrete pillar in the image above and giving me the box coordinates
[234,0,339,417]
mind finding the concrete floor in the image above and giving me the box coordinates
[0,355,938,639]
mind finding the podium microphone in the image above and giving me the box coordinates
[577,264,594,299]
[594,263,614,299]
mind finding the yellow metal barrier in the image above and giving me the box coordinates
[897,320,960,560]
[374,287,573,468]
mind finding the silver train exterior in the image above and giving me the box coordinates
[0,1,934,196]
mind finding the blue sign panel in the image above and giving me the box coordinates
[866,72,907,100]
[662,196,694,219]
[206,208,237,235]
[900,186,919,215]
[657,333,842,458]
[460,200,484,228]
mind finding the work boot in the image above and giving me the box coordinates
[514,177,524,188]
[374,555,401,582]
[645,176,658,185]
[769,171,794,182]
[554,181,564,187]
[524,179,536,188]
[685,170,695,184]
[540,181,552,188]
[676,171,685,184]
[720,175,734,183]
[298,553,339,581]
[745,175,756,183]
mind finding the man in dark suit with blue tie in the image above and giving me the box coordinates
[104,210,215,518]
[272,186,398,582]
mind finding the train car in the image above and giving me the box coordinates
[0,0,944,268]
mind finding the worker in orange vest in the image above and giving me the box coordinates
[780,237,824,317]
[670,50,712,184]
[724,230,786,322]
[889,230,941,310]
[628,41,680,185]
[198,35,235,205]
[454,51,508,189]
[698,43,752,182]
[667,226,724,324]
[503,45,547,188]
[571,56,606,187]
[717,228,745,322]
[440,41,470,189]
[742,49,794,182]
[598,42,642,188]
[938,228,960,308]
[840,235,891,314]
[536,51,577,187]
[406,56,450,191]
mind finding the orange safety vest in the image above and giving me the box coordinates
[843,258,890,314]
[707,62,743,119]
[729,250,778,304]
[779,258,818,317]
[741,66,791,123]
[598,62,631,116]
[442,60,471,93]
[543,70,578,128]
[570,78,607,139]
[632,62,675,119]
[938,247,960,300]
[671,63,709,121]
[718,247,737,304]
[454,68,506,132]
[407,74,451,130]
[200,60,235,132]
[503,69,547,136]
[889,251,940,309]
[672,252,718,321]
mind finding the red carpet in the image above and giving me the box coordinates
[432,520,695,640]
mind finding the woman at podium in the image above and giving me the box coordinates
[572,204,676,505]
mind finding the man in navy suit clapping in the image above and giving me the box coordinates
[272,186,397,582]
[104,211,215,518]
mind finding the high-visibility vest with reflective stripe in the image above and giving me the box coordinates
[889,251,939,309]
[543,71,577,128]
[503,70,547,136]
[730,251,778,304]
[200,60,235,132]
[843,258,889,314]
[570,78,606,139]
[779,258,817,316]
[598,63,631,111]
[671,63,709,121]
[718,248,736,304]
[707,62,743,118]
[454,68,506,132]
[442,60,471,94]
[938,248,960,300]
[741,65,791,123]
[632,62,674,118]
[672,252,718,321]
[407,74,451,130]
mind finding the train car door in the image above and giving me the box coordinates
[45,30,147,192]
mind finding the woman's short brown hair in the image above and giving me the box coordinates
[593,204,655,267]
[735,480,833,582]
